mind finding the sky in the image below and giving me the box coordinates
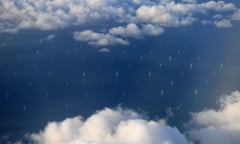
[1,0,240,144]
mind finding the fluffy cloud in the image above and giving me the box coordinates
[136,4,195,26]
[73,30,129,46]
[30,108,190,144]
[98,48,111,53]
[0,0,239,46]
[74,23,164,46]
[142,24,164,36]
[136,1,236,27]
[0,0,127,33]
[188,91,240,144]
[8,91,240,144]
[0,0,238,33]
[199,1,236,11]
[109,23,142,38]
[214,19,233,28]
[109,23,164,38]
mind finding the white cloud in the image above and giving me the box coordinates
[142,24,164,36]
[98,48,111,53]
[136,1,236,27]
[0,0,238,34]
[73,30,129,46]
[0,0,239,47]
[188,91,240,144]
[46,34,56,41]
[109,23,164,38]
[199,1,236,11]
[0,0,127,33]
[214,19,233,28]
[109,23,142,38]
[232,9,240,20]
[7,90,240,144]
[40,34,56,43]
[75,23,164,46]
[212,14,224,20]
[136,5,178,26]
[30,108,190,144]
[135,2,198,27]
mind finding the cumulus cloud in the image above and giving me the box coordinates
[109,23,142,38]
[0,0,127,33]
[188,91,240,144]
[29,108,190,144]
[7,91,240,144]
[199,1,236,11]
[109,23,164,37]
[74,23,164,46]
[73,30,129,46]
[214,19,233,28]
[136,4,195,26]
[0,0,239,47]
[0,0,238,33]
[212,14,224,20]
[98,48,111,53]
[142,24,164,36]
[40,34,56,43]
[136,1,236,26]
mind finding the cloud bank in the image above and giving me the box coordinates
[30,108,189,144]
[10,91,240,144]
[1,0,240,46]
[188,91,240,144]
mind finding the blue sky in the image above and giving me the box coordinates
[1,0,240,144]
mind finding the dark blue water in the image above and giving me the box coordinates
[0,25,240,141]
